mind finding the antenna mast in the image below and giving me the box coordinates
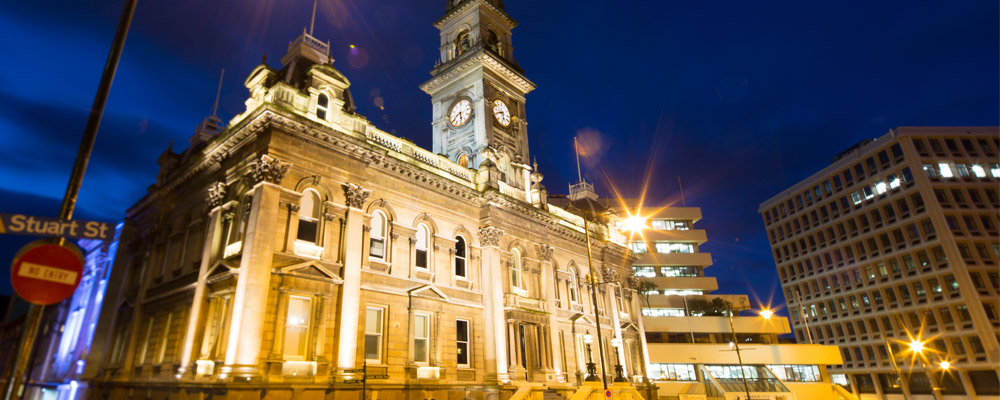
[678,176,686,206]
[309,0,318,35]
[211,69,225,118]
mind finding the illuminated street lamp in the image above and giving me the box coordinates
[611,338,626,382]
[938,360,950,371]
[584,332,598,382]
[759,309,773,320]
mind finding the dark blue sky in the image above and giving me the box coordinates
[0,1,997,316]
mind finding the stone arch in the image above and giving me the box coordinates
[411,213,440,235]
[452,225,477,247]
[365,198,398,222]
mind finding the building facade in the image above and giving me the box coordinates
[74,1,654,399]
[621,204,849,400]
[759,127,1000,399]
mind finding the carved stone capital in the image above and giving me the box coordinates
[323,213,336,221]
[408,237,417,245]
[537,244,554,261]
[207,181,226,208]
[390,232,400,240]
[627,275,641,290]
[601,266,619,283]
[250,154,291,185]
[288,203,301,212]
[478,225,504,247]
[362,225,372,233]
[342,183,372,209]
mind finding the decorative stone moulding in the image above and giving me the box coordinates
[207,181,227,208]
[601,266,619,283]
[342,183,371,209]
[250,154,291,185]
[537,244,554,261]
[478,225,504,247]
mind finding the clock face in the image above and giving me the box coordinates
[492,99,511,127]
[449,99,472,127]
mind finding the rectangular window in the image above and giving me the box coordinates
[284,296,312,359]
[629,242,648,253]
[456,319,470,366]
[414,313,430,363]
[939,163,954,178]
[365,307,383,362]
[768,365,822,382]
[156,312,173,364]
[654,242,694,253]
[649,363,697,381]
[137,318,153,365]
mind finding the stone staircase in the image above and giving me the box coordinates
[543,389,567,400]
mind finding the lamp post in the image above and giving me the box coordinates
[726,303,753,400]
[611,338,626,382]
[906,340,945,399]
[581,207,609,389]
[584,332,598,382]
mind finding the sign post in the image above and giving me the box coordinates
[1,0,137,398]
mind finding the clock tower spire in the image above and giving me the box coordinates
[421,0,536,181]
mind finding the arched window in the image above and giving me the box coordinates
[316,93,329,120]
[569,268,579,303]
[454,236,467,279]
[456,30,471,55]
[297,189,321,243]
[486,30,503,56]
[458,154,469,168]
[415,223,430,269]
[370,211,387,259]
[510,248,522,289]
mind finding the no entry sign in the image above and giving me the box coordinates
[11,240,84,305]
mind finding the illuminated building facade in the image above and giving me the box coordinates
[759,127,1000,399]
[618,204,850,399]
[72,1,655,399]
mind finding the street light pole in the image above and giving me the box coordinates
[584,332,598,382]
[1,1,137,399]
[583,216,609,390]
[611,338,626,382]
[727,304,752,400]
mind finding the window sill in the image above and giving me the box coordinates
[293,240,324,259]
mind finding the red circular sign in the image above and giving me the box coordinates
[11,241,84,305]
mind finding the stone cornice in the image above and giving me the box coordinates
[435,0,517,30]
[421,50,535,96]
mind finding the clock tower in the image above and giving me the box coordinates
[420,0,536,177]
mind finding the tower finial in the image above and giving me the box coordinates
[211,69,225,118]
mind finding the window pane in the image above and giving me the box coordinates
[297,220,317,242]
[284,296,311,358]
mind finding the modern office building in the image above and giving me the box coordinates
[759,127,1000,399]
[615,203,850,400]
[62,1,658,399]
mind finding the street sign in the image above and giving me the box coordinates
[0,213,114,241]
[605,389,612,398]
[10,240,84,305]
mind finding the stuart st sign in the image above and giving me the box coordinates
[0,213,114,241]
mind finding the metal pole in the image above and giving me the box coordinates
[727,305,752,400]
[883,337,910,400]
[794,288,814,344]
[2,1,137,399]
[583,217,608,390]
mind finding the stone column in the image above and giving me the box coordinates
[177,182,226,377]
[335,183,371,377]
[222,155,289,379]
[538,245,563,381]
[632,289,652,381]
[607,284,627,372]
[479,225,509,382]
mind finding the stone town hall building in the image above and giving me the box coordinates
[80,1,652,398]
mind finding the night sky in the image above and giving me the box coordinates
[1,1,997,318]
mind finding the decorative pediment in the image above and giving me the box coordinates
[408,285,449,301]
[620,322,639,332]
[205,260,240,284]
[277,261,343,284]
